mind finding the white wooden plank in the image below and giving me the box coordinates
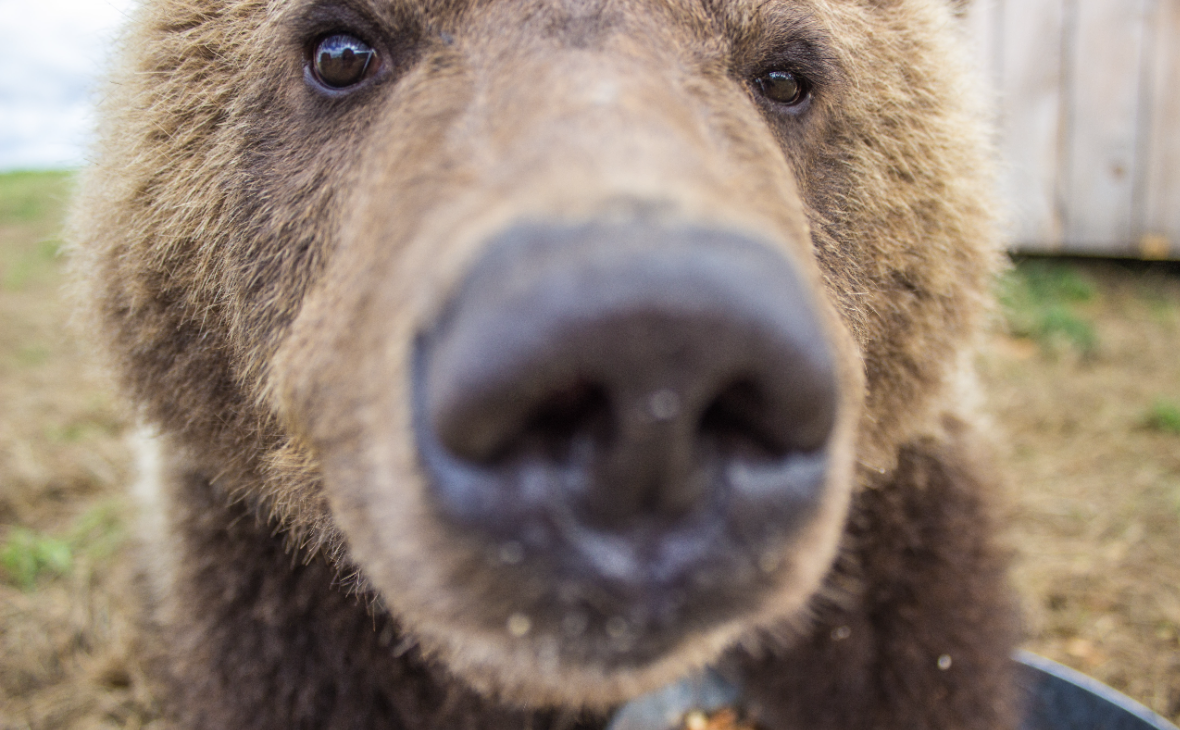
[998,0,1067,251]
[1061,0,1151,253]
[1140,0,1180,258]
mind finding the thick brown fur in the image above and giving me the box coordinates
[70,0,1019,727]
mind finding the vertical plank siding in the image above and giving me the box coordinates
[1142,0,1180,257]
[1001,0,1067,248]
[964,0,1180,258]
[1063,0,1150,251]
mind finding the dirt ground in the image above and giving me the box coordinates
[1,170,1178,728]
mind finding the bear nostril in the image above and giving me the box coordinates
[699,379,785,460]
[699,376,836,463]
[416,220,838,553]
[508,381,613,465]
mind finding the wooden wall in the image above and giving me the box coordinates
[964,0,1180,258]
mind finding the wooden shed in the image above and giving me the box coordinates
[964,0,1180,258]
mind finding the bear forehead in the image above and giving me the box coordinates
[279,0,836,42]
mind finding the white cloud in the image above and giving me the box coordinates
[0,0,137,170]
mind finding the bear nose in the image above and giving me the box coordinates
[414,221,837,536]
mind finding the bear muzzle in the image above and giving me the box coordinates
[411,219,839,661]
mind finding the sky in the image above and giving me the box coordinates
[0,0,136,170]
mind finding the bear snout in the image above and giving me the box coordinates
[413,219,838,623]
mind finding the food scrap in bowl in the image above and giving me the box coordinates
[678,708,759,730]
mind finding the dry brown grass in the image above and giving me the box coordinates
[983,257,1180,721]
[0,170,1177,727]
[0,171,156,729]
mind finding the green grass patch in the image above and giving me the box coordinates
[0,502,125,590]
[0,528,72,589]
[999,259,1098,355]
[0,170,73,291]
[0,170,74,226]
[1146,400,1180,435]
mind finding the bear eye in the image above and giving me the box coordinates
[753,69,810,109]
[311,34,378,90]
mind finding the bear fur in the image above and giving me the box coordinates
[70,0,1019,727]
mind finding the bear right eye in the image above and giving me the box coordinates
[753,69,811,110]
[310,34,378,90]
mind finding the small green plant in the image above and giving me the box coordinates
[999,259,1098,355]
[1036,304,1098,354]
[0,502,125,590]
[0,527,72,589]
[1146,400,1180,434]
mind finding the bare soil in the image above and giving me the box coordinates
[1,171,1177,728]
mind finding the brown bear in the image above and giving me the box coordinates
[70,0,1018,727]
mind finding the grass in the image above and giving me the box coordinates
[999,259,1099,355]
[1,169,126,591]
[2,236,65,291]
[1147,400,1180,434]
[0,170,73,292]
[0,503,125,590]
[0,170,75,225]
[0,528,73,590]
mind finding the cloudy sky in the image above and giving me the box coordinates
[0,0,136,170]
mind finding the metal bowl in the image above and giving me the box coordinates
[1018,651,1177,730]
[606,653,1179,730]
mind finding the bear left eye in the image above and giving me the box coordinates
[753,69,810,109]
[311,34,378,90]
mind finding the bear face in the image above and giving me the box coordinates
[72,0,1006,722]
